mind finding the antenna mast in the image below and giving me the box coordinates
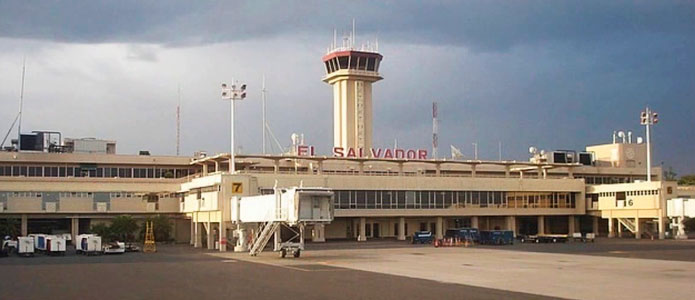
[432,102,438,159]
[176,85,181,156]
[17,58,26,151]
[262,75,267,154]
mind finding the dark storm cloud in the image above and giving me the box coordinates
[1,1,693,51]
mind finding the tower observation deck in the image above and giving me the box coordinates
[322,28,383,153]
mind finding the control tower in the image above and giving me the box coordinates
[322,26,383,152]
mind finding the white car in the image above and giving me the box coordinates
[103,242,126,254]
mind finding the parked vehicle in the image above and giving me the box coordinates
[17,237,34,256]
[125,243,140,252]
[103,242,126,254]
[479,230,514,245]
[572,233,595,243]
[30,234,48,252]
[519,234,568,243]
[412,231,434,244]
[76,234,102,255]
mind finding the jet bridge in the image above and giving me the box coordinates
[667,198,695,239]
[231,187,334,257]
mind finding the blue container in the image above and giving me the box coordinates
[444,228,480,243]
[37,236,46,249]
[479,230,514,245]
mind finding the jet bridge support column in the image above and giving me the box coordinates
[21,214,28,236]
[435,217,443,239]
[234,224,248,252]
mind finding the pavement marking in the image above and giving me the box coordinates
[221,260,237,263]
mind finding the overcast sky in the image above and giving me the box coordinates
[0,1,693,174]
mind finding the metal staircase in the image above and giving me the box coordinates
[249,221,280,256]
[617,218,636,233]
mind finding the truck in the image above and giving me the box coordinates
[479,230,514,245]
[103,242,126,254]
[76,234,102,255]
[412,231,434,244]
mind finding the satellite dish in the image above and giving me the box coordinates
[540,150,546,155]
[617,131,625,138]
[529,147,537,154]
[637,137,644,144]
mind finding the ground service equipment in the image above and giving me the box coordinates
[17,237,34,256]
[45,235,66,255]
[479,230,514,245]
[143,221,156,253]
[76,234,102,255]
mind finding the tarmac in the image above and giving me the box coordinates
[2,238,695,300]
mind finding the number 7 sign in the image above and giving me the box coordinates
[232,182,243,194]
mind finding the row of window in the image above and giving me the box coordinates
[580,176,643,185]
[0,165,192,179]
[0,192,174,199]
[58,192,93,198]
[597,190,659,198]
[324,55,380,74]
[333,190,577,210]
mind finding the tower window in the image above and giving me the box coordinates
[338,56,349,69]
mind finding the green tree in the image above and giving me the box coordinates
[140,215,174,243]
[110,215,139,242]
[678,175,695,186]
[89,223,114,242]
[0,218,20,238]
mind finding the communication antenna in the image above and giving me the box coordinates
[352,18,356,48]
[18,58,26,151]
[262,75,267,154]
[432,102,438,159]
[176,85,181,156]
[498,141,502,161]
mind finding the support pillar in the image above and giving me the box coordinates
[471,216,479,229]
[202,164,208,176]
[312,224,326,242]
[471,165,477,178]
[435,164,441,176]
[190,219,194,245]
[273,159,279,174]
[505,166,510,178]
[194,222,203,248]
[214,161,220,173]
[617,219,623,237]
[206,221,214,249]
[658,216,665,240]
[71,217,79,244]
[358,217,367,241]
[634,217,641,239]
[567,168,574,179]
[435,217,443,239]
[608,218,615,238]
[592,216,599,235]
[507,216,517,237]
[537,216,545,235]
[317,161,323,175]
[568,215,576,235]
[537,167,543,179]
[21,214,28,236]
[397,163,404,176]
[219,221,227,252]
[397,217,406,241]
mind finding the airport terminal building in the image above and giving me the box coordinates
[1,35,693,251]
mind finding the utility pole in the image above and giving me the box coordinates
[640,108,658,181]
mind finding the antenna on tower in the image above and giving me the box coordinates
[333,28,337,50]
[352,18,356,48]
[18,57,26,151]
[432,102,439,159]
[176,85,181,156]
[262,75,267,154]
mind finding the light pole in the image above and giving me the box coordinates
[221,80,247,174]
[640,107,658,181]
[472,142,478,160]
